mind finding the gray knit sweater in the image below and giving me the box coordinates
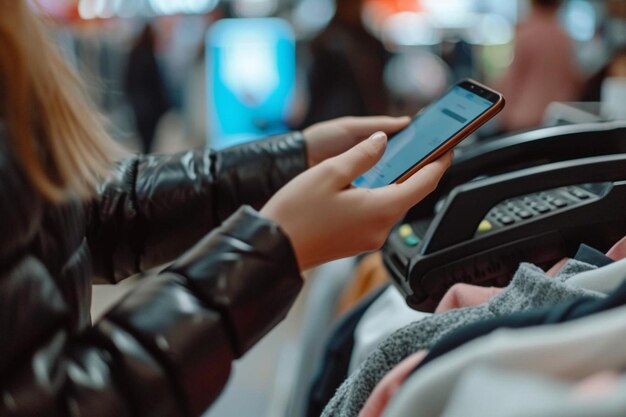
[320,261,602,417]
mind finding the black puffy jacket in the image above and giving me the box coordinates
[0,128,308,417]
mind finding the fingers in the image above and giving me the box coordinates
[327,131,388,185]
[344,116,411,138]
[373,151,453,209]
[396,151,452,206]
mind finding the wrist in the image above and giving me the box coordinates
[261,204,322,271]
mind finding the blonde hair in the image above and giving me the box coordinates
[0,1,124,202]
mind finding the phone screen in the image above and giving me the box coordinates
[353,85,497,188]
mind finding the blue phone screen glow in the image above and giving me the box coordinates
[353,86,493,188]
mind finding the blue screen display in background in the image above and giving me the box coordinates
[353,86,493,189]
[207,18,296,150]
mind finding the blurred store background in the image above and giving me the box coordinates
[37,0,626,153]
[38,0,626,416]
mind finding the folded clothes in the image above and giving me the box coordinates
[321,262,600,417]
[349,287,430,374]
[384,303,626,417]
[435,284,502,313]
[417,260,626,372]
[607,235,626,261]
[439,366,626,417]
[357,351,428,417]
[566,258,626,295]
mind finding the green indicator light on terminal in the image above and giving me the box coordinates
[404,235,420,247]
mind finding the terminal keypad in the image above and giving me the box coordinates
[395,185,599,248]
[478,185,596,235]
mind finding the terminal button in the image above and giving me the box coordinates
[404,235,420,247]
[477,220,493,233]
[532,204,551,214]
[498,216,515,226]
[398,224,414,238]
[569,188,590,199]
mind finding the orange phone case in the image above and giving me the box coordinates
[394,79,505,184]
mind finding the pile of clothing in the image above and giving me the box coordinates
[300,236,626,417]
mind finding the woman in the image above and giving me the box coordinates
[0,2,450,416]
[497,0,580,132]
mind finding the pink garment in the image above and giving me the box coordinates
[435,283,503,313]
[607,235,626,261]
[358,351,428,417]
[546,257,570,277]
[497,10,580,132]
[570,371,621,401]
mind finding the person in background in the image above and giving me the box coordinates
[441,37,475,81]
[124,24,170,153]
[301,0,389,127]
[0,1,451,416]
[497,0,581,132]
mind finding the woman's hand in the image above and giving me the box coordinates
[261,132,452,270]
[303,116,411,167]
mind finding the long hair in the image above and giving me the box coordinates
[0,1,124,202]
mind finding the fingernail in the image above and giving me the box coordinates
[369,132,387,152]
[370,131,386,142]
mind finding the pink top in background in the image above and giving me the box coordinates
[498,10,581,132]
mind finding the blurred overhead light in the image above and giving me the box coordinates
[292,0,335,37]
[562,0,596,42]
[150,0,173,15]
[421,0,473,28]
[382,12,439,46]
[79,0,218,18]
[114,0,139,17]
[233,0,279,18]
[78,0,98,19]
[95,0,115,18]
[479,0,517,24]
[467,13,514,46]
[157,0,220,16]
[384,51,449,102]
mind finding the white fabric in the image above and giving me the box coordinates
[347,258,623,376]
[566,258,626,295]
[382,303,626,417]
[440,365,626,417]
[348,286,431,374]
[286,257,356,417]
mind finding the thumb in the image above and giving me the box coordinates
[328,131,387,185]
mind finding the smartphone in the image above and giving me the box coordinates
[352,79,505,188]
